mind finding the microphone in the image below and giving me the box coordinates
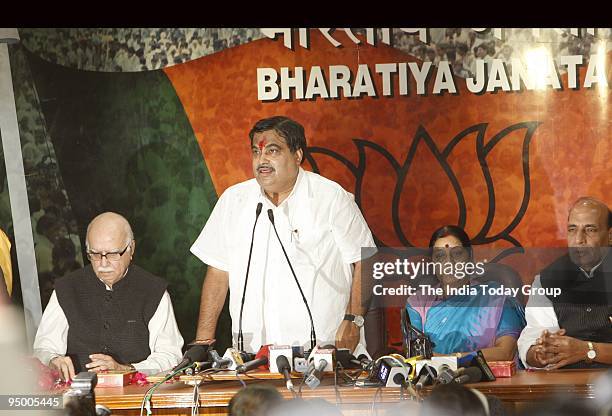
[276,355,294,391]
[350,354,373,370]
[209,349,232,369]
[238,202,264,352]
[267,209,317,350]
[236,356,269,373]
[304,359,328,389]
[436,364,459,384]
[184,361,213,375]
[171,344,210,372]
[393,372,410,388]
[454,366,482,384]
[415,365,437,390]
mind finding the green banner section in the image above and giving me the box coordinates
[23,49,227,347]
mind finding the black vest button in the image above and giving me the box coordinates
[104,321,110,329]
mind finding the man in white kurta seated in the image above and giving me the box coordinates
[517,197,612,369]
[191,116,376,354]
[33,212,183,381]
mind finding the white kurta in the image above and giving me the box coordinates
[191,168,376,352]
[33,290,184,374]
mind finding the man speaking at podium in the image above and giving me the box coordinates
[191,116,375,354]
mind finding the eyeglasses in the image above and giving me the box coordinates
[432,246,470,262]
[87,241,131,262]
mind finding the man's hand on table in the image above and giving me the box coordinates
[49,355,76,381]
[528,329,590,369]
[537,329,590,369]
[86,354,134,372]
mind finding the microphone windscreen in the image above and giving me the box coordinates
[184,345,209,362]
[256,202,263,216]
[393,372,407,385]
[438,364,452,373]
[276,355,291,372]
[418,364,437,378]
[267,209,274,224]
[463,366,483,383]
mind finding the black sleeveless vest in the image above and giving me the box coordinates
[540,252,612,369]
[54,264,167,373]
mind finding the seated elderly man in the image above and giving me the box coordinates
[518,197,612,369]
[34,212,183,380]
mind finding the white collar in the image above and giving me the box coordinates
[578,251,608,279]
[259,167,305,209]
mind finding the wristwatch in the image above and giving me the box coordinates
[344,314,365,328]
[586,342,597,361]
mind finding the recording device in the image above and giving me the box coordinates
[235,344,269,373]
[349,353,373,370]
[276,355,294,391]
[236,356,268,373]
[415,364,438,390]
[291,345,310,373]
[183,361,213,375]
[222,348,252,370]
[333,348,352,368]
[310,346,335,372]
[457,351,479,367]
[393,372,411,389]
[172,342,213,372]
[471,350,496,381]
[267,209,317,350]
[238,202,263,352]
[209,349,232,369]
[63,371,111,416]
[269,345,293,373]
[415,356,457,375]
[304,359,328,389]
[293,356,309,373]
[454,366,483,384]
[401,308,434,359]
[369,357,412,388]
[437,364,461,384]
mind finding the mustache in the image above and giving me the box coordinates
[257,164,274,171]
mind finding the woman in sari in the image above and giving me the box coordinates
[406,225,526,361]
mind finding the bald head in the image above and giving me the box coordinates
[569,197,611,224]
[567,196,611,270]
[86,212,135,287]
[86,212,133,250]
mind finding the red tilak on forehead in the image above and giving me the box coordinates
[257,138,266,151]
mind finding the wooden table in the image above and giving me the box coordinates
[95,369,608,415]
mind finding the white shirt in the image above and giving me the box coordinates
[517,255,608,368]
[191,168,376,353]
[33,290,184,374]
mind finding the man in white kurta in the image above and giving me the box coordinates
[191,116,375,353]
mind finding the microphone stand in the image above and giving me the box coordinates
[267,209,317,351]
[237,202,263,352]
